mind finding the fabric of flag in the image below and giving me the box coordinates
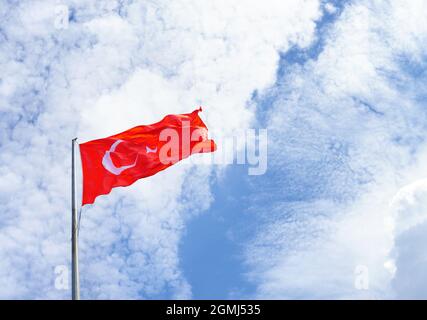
[79,108,216,205]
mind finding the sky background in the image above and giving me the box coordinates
[1,0,427,299]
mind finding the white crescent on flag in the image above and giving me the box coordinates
[102,140,138,175]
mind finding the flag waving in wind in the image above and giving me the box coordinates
[79,108,216,205]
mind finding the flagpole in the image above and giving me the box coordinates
[71,138,80,300]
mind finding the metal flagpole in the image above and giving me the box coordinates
[71,138,80,300]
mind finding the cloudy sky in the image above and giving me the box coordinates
[1,0,427,299]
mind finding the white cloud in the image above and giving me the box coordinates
[324,3,337,15]
[245,0,427,299]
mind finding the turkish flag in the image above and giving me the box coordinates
[79,108,216,205]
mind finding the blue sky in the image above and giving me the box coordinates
[181,165,257,299]
[1,0,427,299]
[179,3,348,299]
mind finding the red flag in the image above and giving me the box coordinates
[79,108,216,205]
